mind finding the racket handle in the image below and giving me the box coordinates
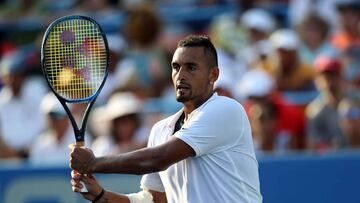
[74,141,88,193]
[75,141,85,147]
[79,178,89,193]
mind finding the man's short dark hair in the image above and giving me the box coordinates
[177,35,218,68]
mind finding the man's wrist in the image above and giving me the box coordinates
[87,157,97,173]
[92,188,105,203]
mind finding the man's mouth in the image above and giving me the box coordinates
[176,83,191,92]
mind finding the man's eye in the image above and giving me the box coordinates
[172,65,180,71]
[189,66,196,71]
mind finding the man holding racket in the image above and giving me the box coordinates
[70,35,262,203]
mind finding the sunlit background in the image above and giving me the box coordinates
[0,0,360,202]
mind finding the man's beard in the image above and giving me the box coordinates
[176,94,191,103]
[176,92,193,103]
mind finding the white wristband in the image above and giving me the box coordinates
[126,190,154,203]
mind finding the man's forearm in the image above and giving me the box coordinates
[91,147,166,174]
[87,137,195,175]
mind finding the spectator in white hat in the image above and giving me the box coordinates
[266,29,316,92]
[0,49,47,159]
[91,91,149,156]
[214,71,236,99]
[241,8,276,42]
[239,8,276,68]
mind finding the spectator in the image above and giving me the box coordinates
[342,45,360,88]
[214,71,236,98]
[0,49,47,158]
[331,0,360,87]
[210,9,276,99]
[0,31,16,61]
[209,13,247,95]
[29,93,92,165]
[91,91,148,156]
[331,0,360,52]
[267,29,315,92]
[305,56,360,151]
[237,69,306,152]
[289,0,339,31]
[338,98,360,148]
[95,34,128,106]
[296,13,339,65]
[120,5,169,99]
[240,8,276,69]
[0,0,46,19]
[210,13,243,58]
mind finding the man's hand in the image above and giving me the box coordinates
[69,145,96,174]
[71,170,103,201]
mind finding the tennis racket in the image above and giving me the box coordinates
[41,15,109,192]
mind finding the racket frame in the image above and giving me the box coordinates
[41,15,109,143]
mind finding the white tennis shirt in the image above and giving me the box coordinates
[141,93,262,203]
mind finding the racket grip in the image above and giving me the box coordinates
[74,141,89,193]
[79,178,88,193]
[75,141,85,148]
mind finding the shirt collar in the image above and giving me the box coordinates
[166,93,218,127]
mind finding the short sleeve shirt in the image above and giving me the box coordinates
[141,94,262,203]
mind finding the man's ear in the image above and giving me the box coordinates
[209,67,219,84]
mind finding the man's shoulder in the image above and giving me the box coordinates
[197,95,246,125]
[206,94,243,112]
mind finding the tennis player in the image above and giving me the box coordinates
[70,35,262,203]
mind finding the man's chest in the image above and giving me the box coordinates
[159,157,189,190]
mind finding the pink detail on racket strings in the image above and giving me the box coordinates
[60,30,75,44]
[78,38,91,57]
[78,38,102,57]
[75,65,91,81]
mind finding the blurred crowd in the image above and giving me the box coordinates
[0,0,360,165]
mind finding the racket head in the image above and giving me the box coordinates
[41,15,109,103]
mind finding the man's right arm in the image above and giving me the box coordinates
[70,136,195,175]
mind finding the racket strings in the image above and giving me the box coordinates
[44,18,107,101]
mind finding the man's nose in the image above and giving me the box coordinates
[177,67,188,80]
